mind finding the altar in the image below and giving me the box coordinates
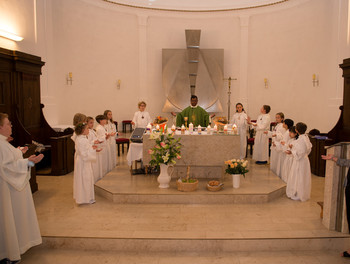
[142,132,241,179]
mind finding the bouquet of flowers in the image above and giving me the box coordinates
[224,159,249,177]
[153,116,168,124]
[148,132,182,166]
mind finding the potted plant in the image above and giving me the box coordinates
[177,166,198,192]
[224,159,249,188]
[148,131,182,188]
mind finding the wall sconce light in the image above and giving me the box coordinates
[0,29,23,41]
[312,74,319,87]
[264,78,268,89]
[66,72,73,85]
[117,79,121,89]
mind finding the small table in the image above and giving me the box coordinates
[126,142,143,173]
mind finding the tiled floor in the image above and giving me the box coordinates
[19,151,350,263]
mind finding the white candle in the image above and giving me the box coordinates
[214,124,218,132]
[171,124,176,131]
[156,124,160,131]
[198,125,202,134]
[189,123,194,133]
[224,125,228,131]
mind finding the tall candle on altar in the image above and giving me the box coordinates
[189,123,194,134]
[213,124,218,133]
[207,125,211,134]
[224,124,228,134]
[197,125,202,135]
[181,124,185,134]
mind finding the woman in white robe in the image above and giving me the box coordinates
[0,113,44,262]
[251,105,271,164]
[266,113,286,174]
[286,123,312,202]
[95,115,110,176]
[73,122,98,205]
[104,110,117,169]
[87,117,103,183]
[230,103,250,159]
[275,119,294,178]
[280,126,297,183]
[131,101,152,128]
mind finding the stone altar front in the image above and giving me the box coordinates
[142,133,241,179]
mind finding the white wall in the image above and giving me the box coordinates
[0,0,349,132]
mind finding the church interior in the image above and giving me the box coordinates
[1,0,350,263]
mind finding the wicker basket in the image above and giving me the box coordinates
[177,179,198,192]
[207,183,224,192]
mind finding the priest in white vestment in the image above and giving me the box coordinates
[0,113,44,262]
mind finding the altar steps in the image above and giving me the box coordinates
[94,161,287,204]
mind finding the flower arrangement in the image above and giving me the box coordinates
[224,159,249,177]
[153,116,168,124]
[148,132,182,166]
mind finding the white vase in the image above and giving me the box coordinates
[232,174,241,189]
[157,163,173,188]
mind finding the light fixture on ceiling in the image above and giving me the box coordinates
[0,29,23,41]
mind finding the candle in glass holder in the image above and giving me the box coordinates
[146,123,152,134]
[181,124,185,135]
[207,125,211,134]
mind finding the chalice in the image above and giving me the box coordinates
[184,117,188,128]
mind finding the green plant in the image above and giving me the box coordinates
[224,159,249,177]
[148,132,182,166]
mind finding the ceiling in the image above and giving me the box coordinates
[102,0,290,12]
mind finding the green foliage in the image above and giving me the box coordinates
[148,132,182,166]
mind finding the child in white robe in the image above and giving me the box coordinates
[275,119,294,178]
[131,101,153,128]
[280,126,297,183]
[251,105,271,164]
[87,117,103,183]
[230,103,250,159]
[104,110,117,169]
[265,112,286,174]
[95,115,110,176]
[73,122,99,205]
[0,113,44,263]
[71,113,87,143]
[286,122,312,202]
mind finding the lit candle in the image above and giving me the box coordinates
[189,123,194,134]
[181,124,185,134]
[171,124,176,132]
[156,124,160,131]
[207,125,211,134]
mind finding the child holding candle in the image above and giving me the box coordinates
[280,125,297,183]
[87,116,103,183]
[73,122,100,205]
[104,110,117,169]
[230,103,250,159]
[275,118,294,178]
[264,112,286,174]
[286,122,312,201]
[250,105,271,164]
[95,115,110,176]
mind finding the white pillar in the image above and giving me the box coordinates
[238,15,250,112]
[138,15,148,102]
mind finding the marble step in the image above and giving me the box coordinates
[42,236,350,252]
